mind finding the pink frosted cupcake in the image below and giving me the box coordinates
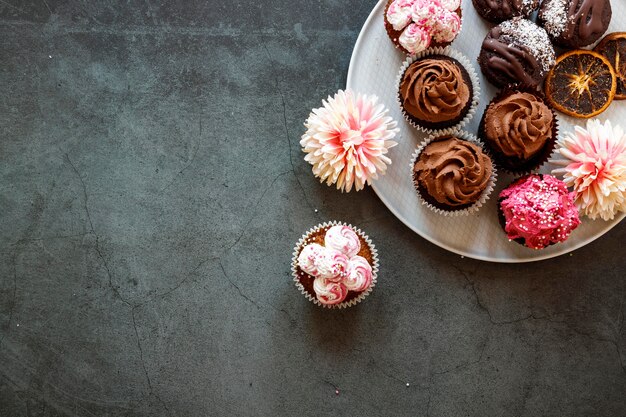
[291,222,378,308]
[498,174,581,250]
[384,0,462,55]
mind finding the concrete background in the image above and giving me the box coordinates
[1,1,624,416]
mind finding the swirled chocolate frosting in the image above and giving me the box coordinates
[400,57,470,124]
[484,92,553,160]
[413,137,492,207]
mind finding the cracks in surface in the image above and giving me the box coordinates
[0,253,18,348]
[159,120,201,194]
[433,328,491,377]
[66,154,176,414]
[453,263,626,375]
[0,0,22,12]
[41,0,51,14]
[131,308,171,416]
[453,265,497,324]
[145,257,217,304]
[369,360,406,385]
[65,154,132,308]
[322,379,339,391]
[224,170,290,254]
[453,265,557,326]
[567,326,626,375]
[219,261,261,310]
[261,42,319,218]
[218,260,296,325]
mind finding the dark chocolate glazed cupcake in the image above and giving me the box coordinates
[538,0,612,49]
[479,86,557,173]
[472,0,539,24]
[478,17,556,88]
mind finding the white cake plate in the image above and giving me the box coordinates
[346,0,626,262]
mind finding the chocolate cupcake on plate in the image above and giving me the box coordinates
[478,17,556,88]
[538,0,612,49]
[410,132,496,215]
[479,85,557,173]
[398,47,480,134]
[472,0,540,24]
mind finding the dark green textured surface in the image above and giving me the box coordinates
[1,1,625,416]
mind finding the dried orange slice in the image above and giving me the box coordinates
[544,50,616,119]
[594,32,626,100]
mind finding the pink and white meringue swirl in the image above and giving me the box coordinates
[297,243,326,276]
[387,0,414,31]
[313,277,348,305]
[410,0,442,24]
[300,90,398,192]
[324,225,361,257]
[315,249,349,281]
[344,256,373,292]
[398,23,433,55]
[551,119,626,221]
[439,0,461,10]
[432,11,461,43]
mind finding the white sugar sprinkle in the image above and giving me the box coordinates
[499,17,556,74]
[540,0,568,38]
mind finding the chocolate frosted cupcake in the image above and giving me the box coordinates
[384,0,462,55]
[472,0,540,24]
[398,48,480,133]
[538,0,611,49]
[479,86,557,173]
[479,17,556,88]
[411,132,496,215]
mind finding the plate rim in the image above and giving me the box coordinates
[346,0,625,263]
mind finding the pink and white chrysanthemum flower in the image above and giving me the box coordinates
[551,119,626,221]
[300,90,399,192]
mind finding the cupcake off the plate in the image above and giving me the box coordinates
[292,222,379,309]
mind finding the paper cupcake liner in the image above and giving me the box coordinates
[396,47,480,136]
[291,221,379,309]
[479,84,559,175]
[409,130,498,216]
[383,0,463,55]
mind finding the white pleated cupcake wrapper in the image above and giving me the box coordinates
[409,130,498,217]
[396,46,481,136]
[291,221,379,309]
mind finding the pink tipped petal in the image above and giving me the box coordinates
[551,119,626,220]
[301,90,399,193]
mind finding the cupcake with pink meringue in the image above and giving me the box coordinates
[498,174,581,250]
[292,222,379,308]
[551,119,626,221]
[384,0,462,55]
[300,90,398,192]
